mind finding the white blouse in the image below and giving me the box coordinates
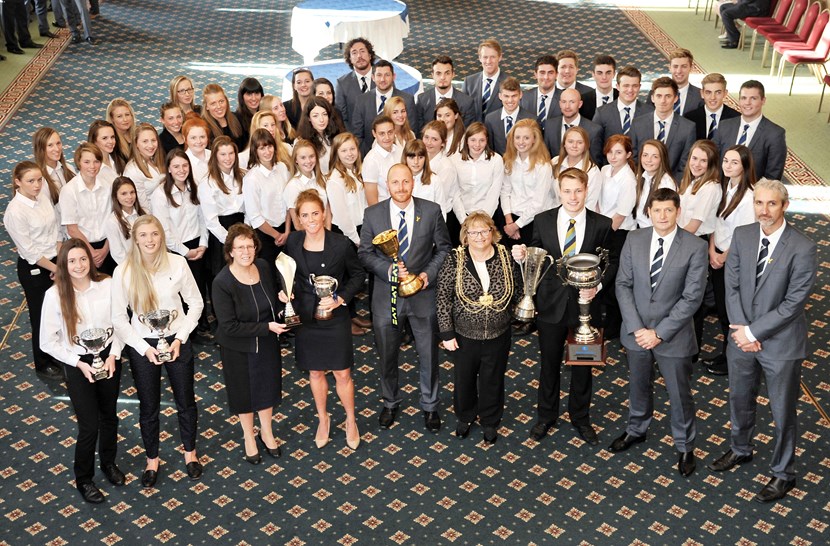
[102,210,139,264]
[41,278,123,366]
[197,171,245,242]
[362,142,402,202]
[598,164,638,231]
[111,253,203,356]
[450,152,505,219]
[679,180,723,236]
[429,153,459,217]
[59,174,113,243]
[326,169,366,245]
[186,148,211,183]
[45,163,74,198]
[4,190,60,264]
[412,170,448,220]
[151,183,207,256]
[635,172,677,228]
[552,156,604,213]
[713,182,756,251]
[122,160,163,214]
[501,158,556,228]
[243,163,290,230]
[284,173,328,211]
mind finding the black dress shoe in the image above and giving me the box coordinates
[400,331,414,346]
[244,449,262,465]
[85,37,98,45]
[512,321,537,336]
[678,451,696,477]
[482,426,498,445]
[707,449,753,471]
[21,42,44,49]
[721,42,739,49]
[378,406,398,428]
[608,431,646,452]
[258,434,282,458]
[41,31,56,38]
[186,461,203,480]
[574,424,599,445]
[424,411,441,433]
[8,47,25,55]
[529,420,555,441]
[140,469,158,488]
[754,476,796,503]
[706,360,728,376]
[101,463,125,486]
[53,21,67,28]
[36,364,63,379]
[77,482,105,503]
[455,421,472,438]
[0,53,5,61]
[70,35,82,44]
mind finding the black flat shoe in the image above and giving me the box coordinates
[186,461,203,480]
[529,420,555,441]
[258,434,282,458]
[424,410,441,433]
[7,47,24,54]
[77,482,105,503]
[101,463,125,486]
[706,360,729,376]
[721,42,739,49]
[678,451,696,477]
[140,469,158,488]
[455,421,472,438]
[755,476,796,503]
[707,449,753,472]
[608,431,646,452]
[70,35,82,44]
[482,426,498,445]
[574,424,599,446]
[36,364,63,380]
[53,21,67,28]
[378,406,398,429]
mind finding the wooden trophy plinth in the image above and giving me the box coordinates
[565,328,606,366]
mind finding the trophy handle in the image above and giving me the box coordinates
[541,255,556,284]
[72,335,82,348]
[309,274,316,285]
[555,255,569,284]
[105,327,114,345]
[596,247,610,278]
[332,278,339,295]
[137,313,146,327]
[170,310,179,322]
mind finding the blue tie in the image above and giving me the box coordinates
[756,237,770,280]
[707,113,718,140]
[602,95,611,104]
[397,210,409,262]
[537,94,548,125]
[738,123,750,145]
[505,115,514,134]
[482,78,493,112]
[650,238,664,291]
[377,94,387,115]
[622,106,631,135]
[657,120,666,142]
[673,95,681,116]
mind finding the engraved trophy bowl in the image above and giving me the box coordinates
[556,249,609,343]
[514,247,555,322]
[72,327,113,381]
[138,309,179,362]
[372,229,423,297]
[275,253,302,328]
[309,274,339,321]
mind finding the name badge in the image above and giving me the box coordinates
[31,268,41,276]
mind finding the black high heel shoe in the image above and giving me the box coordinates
[257,433,282,458]
[243,444,262,465]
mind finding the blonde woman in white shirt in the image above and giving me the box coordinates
[633,139,677,229]
[284,138,330,230]
[4,161,63,378]
[40,239,125,503]
[552,126,603,212]
[183,116,212,183]
[122,123,167,213]
[87,120,127,182]
[383,95,415,149]
[238,110,292,171]
[450,122,504,222]
[102,177,147,265]
[111,215,204,488]
[32,127,75,205]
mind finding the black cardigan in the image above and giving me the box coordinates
[212,258,278,353]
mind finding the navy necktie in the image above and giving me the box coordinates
[707,113,718,140]
[650,238,664,291]
[622,106,631,135]
[657,120,666,142]
[398,210,409,261]
[537,94,548,125]
[482,78,493,111]
[602,95,611,104]
[673,95,681,116]
[756,237,770,279]
[378,94,387,114]
[738,123,750,145]
[505,115,514,134]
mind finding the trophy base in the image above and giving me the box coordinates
[92,369,109,381]
[314,311,334,321]
[565,329,606,366]
[399,274,424,297]
[513,297,536,322]
[284,315,302,329]
[157,352,174,363]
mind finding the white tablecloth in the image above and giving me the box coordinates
[281,59,423,101]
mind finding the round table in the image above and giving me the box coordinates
[290,0,410,65]
[281,59,422,101]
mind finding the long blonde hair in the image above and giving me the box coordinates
[248,111,291,166]
[329,132,363,193]
[122,215,169,313]
[553,126,595,178]
[384,96,415,147]
[105,98,137,158]
[32,127,73,203]
[129,123,167,178]
[503,119,550,175]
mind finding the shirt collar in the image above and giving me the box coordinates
[759,219,786,245]
[501,107,519,119]
[12,192,39,208]
[558,205,587,223]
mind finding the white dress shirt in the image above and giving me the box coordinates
[679,180,722,236]
[151,183,207,256]
[653,112,674,142]
[712,182,755,251]
[557,206,587,253]
[412,170,447,220]
[185,148,211,183]
[735,115,763,146]
[99,159,118,185]
[4,190,60,264]
[501,157,556,227]
[598,163,638,230]
[375,90,393,114]
[635,172,677,228]
[59,174,113,243]
[122,160,163,213]
[243,163,290,230]
[326,169,366,245]
[618,100,638,127]
[482,70,500,97]
[198,171,245,242]
[111,253,204,355]
[451,152,505,218]
[501,106,520,134]
[283,173,328,212]
[41,278,123,366]
[649,225,678,268]
[45,163,74,196]
[362,142,402,202]
[389,198,415,245]
[102,209,139,265]
[429,153,459,217]
[677,84,691,114]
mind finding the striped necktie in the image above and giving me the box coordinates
[756,237,770,279]
[377,94,387,114]
[482,78,493,112]
[707,113,718,139]
[657,120,666,142]
[622,106,631,135]
[650,237,664,291]
[398,210,409,261]
[737,123,750,145]
[602,95,611,105]
[563,219,576,257]
[505,115,514,134]
[673,95,681,116]
[537,94,548,125]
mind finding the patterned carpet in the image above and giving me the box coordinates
[0,1,828,545]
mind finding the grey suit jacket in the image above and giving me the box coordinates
[725,222,817,360]
[416,88,477,131]
[519,87,562,124]
[462,71,509,123]
[484,107,536,155]
[630,114,696,180]
[592,99,654,150]
[681,84,705,115]
[542,116,604,164]
[714,116,787,180]
[352,88,418,156]
[335,71,374,134]
[357,197,451,316]
[616,227,708,358]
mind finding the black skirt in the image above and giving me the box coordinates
[294,308,353,371]
[220,339,282,414]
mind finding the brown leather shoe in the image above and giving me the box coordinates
[352,316,372,329]
[351,324,367,336]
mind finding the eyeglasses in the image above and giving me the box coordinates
[177,87,194,95]
[467,229,492,239]
[233,244,256,253]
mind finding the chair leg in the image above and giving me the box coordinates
[761,41,770,67]
[739,24,746,48]
[819,83,826,112]
[789,64,799,96]
[749,32,758,59]
[769,49,777,74]
[777,56,786,81]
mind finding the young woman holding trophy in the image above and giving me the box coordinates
[111,215,204,488]
[41,239,125,504]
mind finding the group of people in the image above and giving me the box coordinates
[2,0,98,58]
[3,35,815,506]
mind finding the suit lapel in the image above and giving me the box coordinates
[651,228,682,293]
[755,224,789,294]
[582,212,597,255]
[410,199,424,254]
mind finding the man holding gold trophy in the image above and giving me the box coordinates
[511,168,616,446]
[358,164,451,432]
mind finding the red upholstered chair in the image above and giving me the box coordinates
[772,9,828,75]
[742,0,792,52]
[751,0,809,60]
[762,1,821,67]
[777,20,830,95]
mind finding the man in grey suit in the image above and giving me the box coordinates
[335,38,376,134]
[667,48,704,115]
[543,88,603,163]
[610,188,708,477]
[352,60,418,156]
[631,77,696,180]
[592,66,654,153]
[484,77,535,155]
[358,164,452,432]
[708,179,816,503]
[713,80,786,181]
[416,56,476,130]
[520,55,562,129]
[462,38,510,123]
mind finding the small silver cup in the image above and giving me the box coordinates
[309,274,339,321]
[138,309,179,362]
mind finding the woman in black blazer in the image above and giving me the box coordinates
[212,223,288,465]
[280,190,365,450]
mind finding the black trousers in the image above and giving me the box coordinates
[126,338,197,458]
[536,320,593,426]
[63,349,122,484]
[709,248,731,361]
[452,331,511,427]
[181,237,210,330]
[2,0,32,49]
[256,223,285,289]
[90,238,117,277]
[17,257,55,371]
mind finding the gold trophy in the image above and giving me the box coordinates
[372,228,423,297]
[275,253,302,328]
[556,248,609,365]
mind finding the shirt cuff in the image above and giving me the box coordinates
[744,326,757,343]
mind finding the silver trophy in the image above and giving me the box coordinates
[72,327,113,381]
[556,248,610,364]
[514,247,556,322]
[138,309,179,362]
[275,253,301,328]
[309,274,339,321]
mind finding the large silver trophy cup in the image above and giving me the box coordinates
[275,253,302,328]
[138,309,179,362]
[514,247,556,322]
[72,327,113,381]
[309,274,339,321]
[556,248,610,365]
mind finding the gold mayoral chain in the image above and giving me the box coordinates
[454,245,514,313]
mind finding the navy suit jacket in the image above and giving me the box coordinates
[335,70,374,134]
[684,104,740,140]
[714,116,787,180]
[579,88,619,122]
[543,116,604,164]
[462,71,510,123]
[416,88,477,132]
[352,88,418,156]
[592,98,654,150]
[484,108,536,155]
[630,113,696,180]
[519,87,562,124]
